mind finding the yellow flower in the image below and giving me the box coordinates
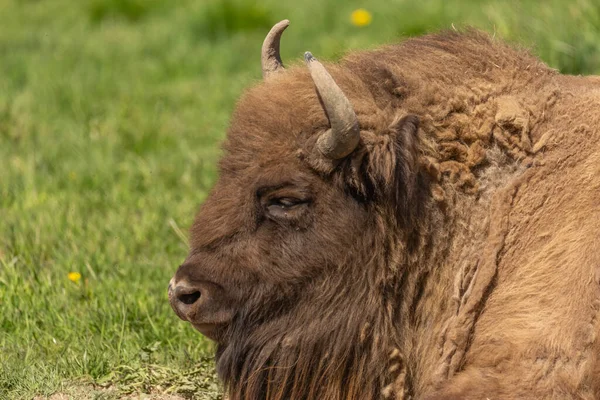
[351,9,372,27]
[68,272,82,283]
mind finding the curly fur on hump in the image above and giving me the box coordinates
[336,30,560,192]
[178,29,600,399]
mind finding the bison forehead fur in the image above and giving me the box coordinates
[170,27,600,400]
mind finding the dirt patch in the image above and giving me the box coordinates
[33,385,219,400]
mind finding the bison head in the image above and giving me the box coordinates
[169,20,427,399]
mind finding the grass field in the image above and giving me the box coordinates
[1,0,600,398]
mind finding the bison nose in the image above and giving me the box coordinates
[175,285,201,305]
[168,278,204,321]
[168,276,234,339]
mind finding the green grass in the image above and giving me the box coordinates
[1,0,599,398]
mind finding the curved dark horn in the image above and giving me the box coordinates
[304,52,360,159]
[261,20,290,79]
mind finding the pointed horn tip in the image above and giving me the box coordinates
[304,52,315,64]
[270,19,290,32]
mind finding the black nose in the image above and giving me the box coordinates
[168,274,234,338]
[176,286,201,305]
[168,279,204,320]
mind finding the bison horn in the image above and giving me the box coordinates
[304,52,360,159]
[261,20,289,79]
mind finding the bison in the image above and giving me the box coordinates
[168,20,600,399]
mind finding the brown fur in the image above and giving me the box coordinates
[172,30,600,399]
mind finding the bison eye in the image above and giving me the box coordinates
[273,197,301,208]
[265,197,309,220]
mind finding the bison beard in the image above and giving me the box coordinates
[216,258,401,399]
[170,22,600,400]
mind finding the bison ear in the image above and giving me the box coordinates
[348,115,421,225]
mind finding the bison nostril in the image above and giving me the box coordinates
[178,291,201,305]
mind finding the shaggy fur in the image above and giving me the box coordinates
[172,30,600,399]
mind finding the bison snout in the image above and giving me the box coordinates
[168,276,233,341]
[175,283,201,305]
[168,278,208,319]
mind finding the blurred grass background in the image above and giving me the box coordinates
[1,0,599,398]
